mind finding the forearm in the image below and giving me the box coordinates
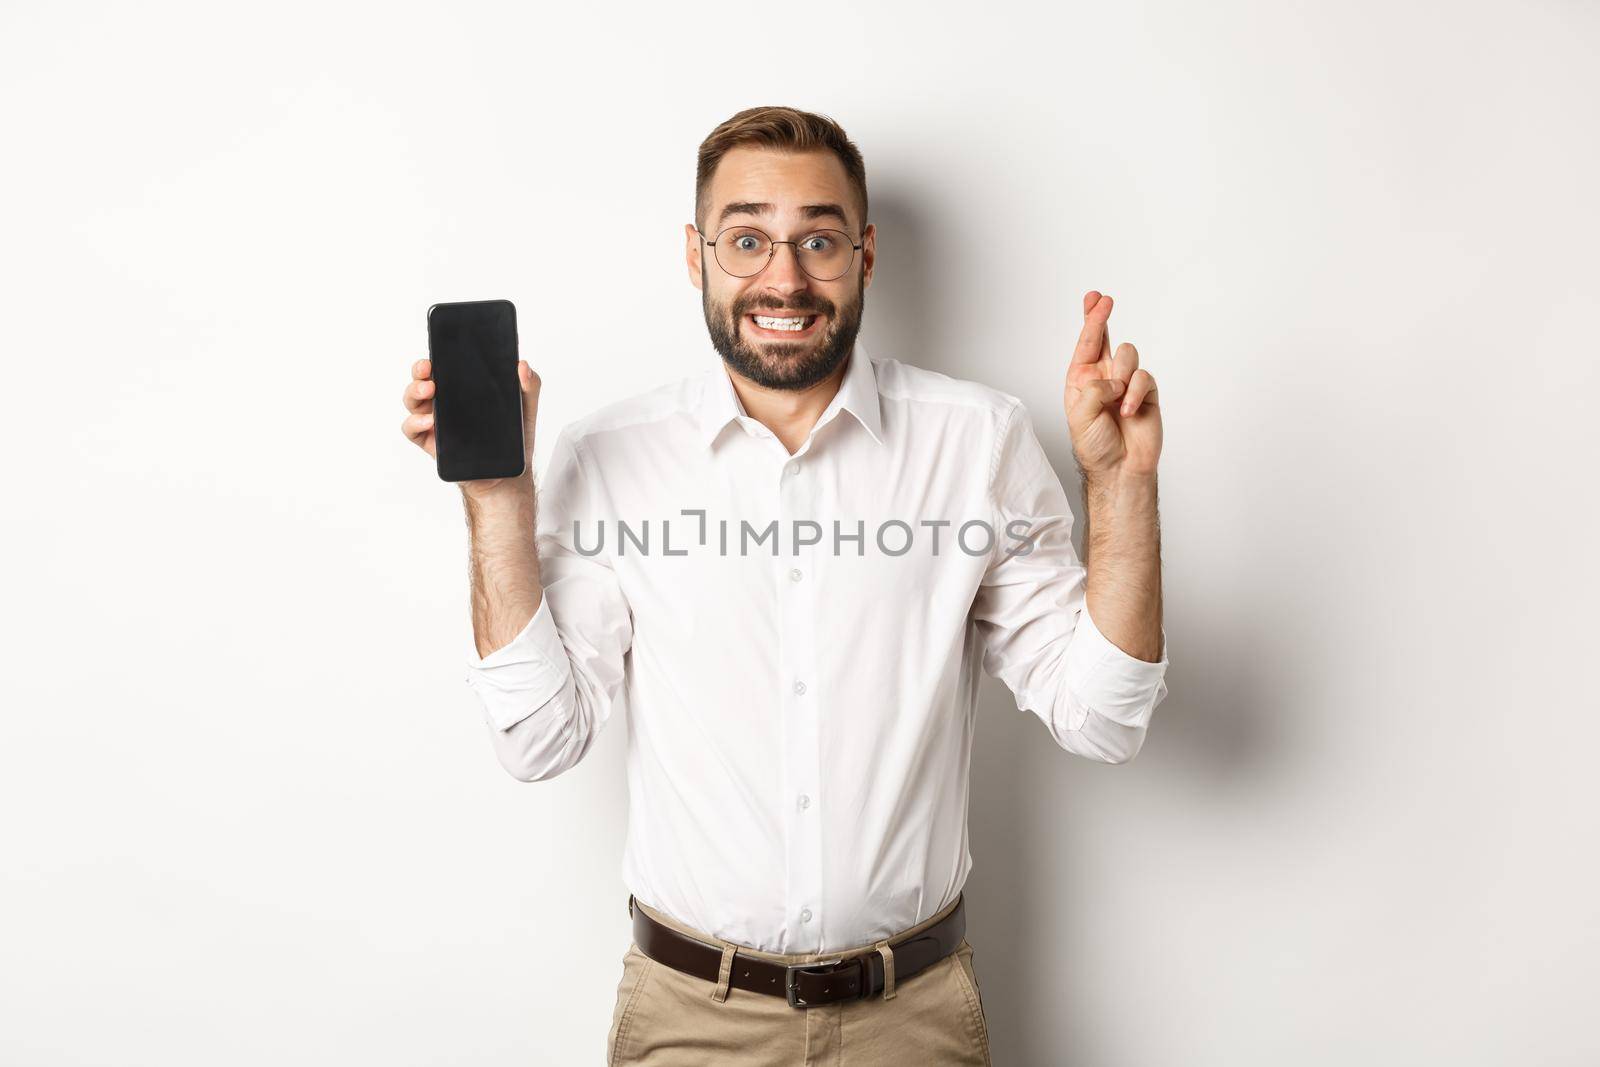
[1082,468,1164,662]
[463,484,543,659]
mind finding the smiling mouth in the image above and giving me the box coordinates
[745,312,823,339]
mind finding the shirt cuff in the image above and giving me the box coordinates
[464,593,573,731]
[1061,604,1170,727]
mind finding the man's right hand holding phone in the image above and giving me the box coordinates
[401,357,546,658]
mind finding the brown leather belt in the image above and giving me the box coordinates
[628,893,965,1008]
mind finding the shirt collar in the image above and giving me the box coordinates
[696,339,884,450]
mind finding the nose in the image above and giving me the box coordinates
[761,241,810,296]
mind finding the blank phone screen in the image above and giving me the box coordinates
[428,300,524,482]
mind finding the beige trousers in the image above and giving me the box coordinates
[607,894,992,1066]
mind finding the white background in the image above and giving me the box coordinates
[3,1,1596,1064]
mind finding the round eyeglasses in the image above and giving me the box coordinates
[696,225,863,282]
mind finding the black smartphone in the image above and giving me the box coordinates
[426,299,525,482]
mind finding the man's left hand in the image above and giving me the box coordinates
[1063,291,1163,478]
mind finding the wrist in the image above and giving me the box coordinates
[461,472,532,504]
[461,476,534,523]
[1083,465,1157,492]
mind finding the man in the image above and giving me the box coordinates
[400,105,1168,1065]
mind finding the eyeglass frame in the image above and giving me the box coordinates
[694,223,864,282]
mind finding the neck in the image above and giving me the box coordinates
[727,357,849,456]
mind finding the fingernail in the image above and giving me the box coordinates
[1122,403,1133,415]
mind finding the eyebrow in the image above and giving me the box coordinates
[715,201,853,231]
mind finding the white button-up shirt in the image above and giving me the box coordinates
[464,342,1171,954]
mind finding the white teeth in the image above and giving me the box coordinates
[753,315,812,331]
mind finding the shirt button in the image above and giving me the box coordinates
[793,680,807,695]
[789,568,803,582]
[800,907,813,923]
[798,793,810,809]
[786,461,800,476]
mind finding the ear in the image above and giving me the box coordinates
[861,223,876,290]
[685,223,704,291]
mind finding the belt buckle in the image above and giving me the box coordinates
[785,958,847,1008]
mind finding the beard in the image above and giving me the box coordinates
[702,264,865,391]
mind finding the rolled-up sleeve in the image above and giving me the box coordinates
[464,426,632,781]
[970,400,1170,764]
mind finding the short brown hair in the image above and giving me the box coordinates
[695,106,868,235]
